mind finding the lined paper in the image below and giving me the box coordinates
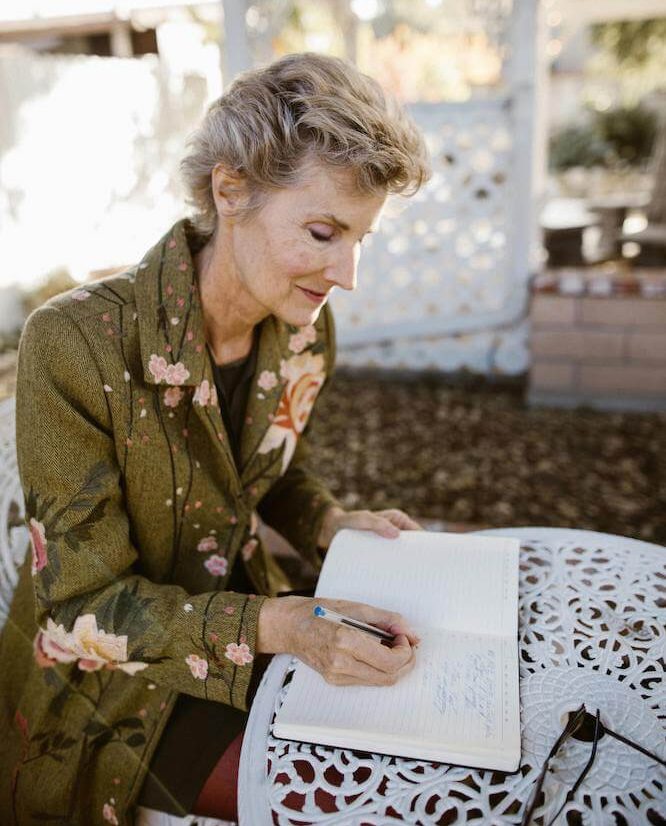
[273,530,521,770]
[314,530,519,637]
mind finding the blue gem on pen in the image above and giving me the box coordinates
[313,605,326,617]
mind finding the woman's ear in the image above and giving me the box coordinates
[211,164,250,217]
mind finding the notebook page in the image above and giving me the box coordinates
[274,628,520,770]
[315,530,519,637]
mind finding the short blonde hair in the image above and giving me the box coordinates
[180,52,430,235]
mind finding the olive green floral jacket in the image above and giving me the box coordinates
[0,219,338,824]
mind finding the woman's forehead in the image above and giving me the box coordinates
[266,162,386,225]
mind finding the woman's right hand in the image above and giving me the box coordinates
[256,596,419,686]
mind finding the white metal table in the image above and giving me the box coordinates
[238,528,666,825]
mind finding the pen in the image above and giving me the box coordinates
[313,605,396,643]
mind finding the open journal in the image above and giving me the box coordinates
[273,529,521,772]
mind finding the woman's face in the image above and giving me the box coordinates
[221,160,386,328]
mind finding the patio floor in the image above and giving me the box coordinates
[307,371,666,546]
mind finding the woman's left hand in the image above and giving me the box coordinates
[317,505,421,550]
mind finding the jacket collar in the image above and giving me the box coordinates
[134,219,325,486]
[135,218,208,388]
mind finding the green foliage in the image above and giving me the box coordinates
[549,124,609,170]
[549,105,657,171]
[594,105,657,164]
[591,19,666,69]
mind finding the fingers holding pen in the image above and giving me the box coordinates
[324,627,416,686]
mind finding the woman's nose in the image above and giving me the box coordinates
[325,245,359,292]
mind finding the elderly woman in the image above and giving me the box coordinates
[0,53,429,823]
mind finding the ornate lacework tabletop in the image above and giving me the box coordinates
[238,528,666,825]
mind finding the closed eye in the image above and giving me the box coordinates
[309,228,333,243]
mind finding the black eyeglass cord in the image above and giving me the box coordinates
[521,706,666,826]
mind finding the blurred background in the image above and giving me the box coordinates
[0,0,664,542]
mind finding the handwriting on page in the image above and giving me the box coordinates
[422,637,499,742]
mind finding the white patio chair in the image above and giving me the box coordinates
[0,397,233,826]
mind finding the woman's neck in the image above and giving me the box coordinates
[195,231,266,365]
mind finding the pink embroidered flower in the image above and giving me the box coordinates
[71,289,91,301]
[288,332,307,354]
[302,325,317,344]
[32,615,148,675]
[163,387,183,408]
[193,379,218,407]
[164,361,190,385]
[258,352,325,474]
[33,630,58,668]
[241,538,258,561]
[102,802,119,825]
[224,642,253,666]
[204,554,228,577]
[288,325,317,354]
[29,518,48,575]
[257,370,278,391]
[223,606,235,615]
[197,535,218,553]
[185,653,208,680]
[148,354,168,382]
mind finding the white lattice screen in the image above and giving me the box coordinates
[329,0,539,375]
[332,99,530,374]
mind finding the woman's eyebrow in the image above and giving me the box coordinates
[320,213,375,235]
[320,213,350,231]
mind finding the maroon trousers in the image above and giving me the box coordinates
[191,731,244,821]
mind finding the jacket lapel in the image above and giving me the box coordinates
[134,219,240,486]
[134,218,328,492]
[239,315,290,481]
[239,320,328,486]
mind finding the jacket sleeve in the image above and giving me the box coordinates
[17,306,265,711]
[257,305,341,566]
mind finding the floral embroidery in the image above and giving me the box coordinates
[185,653,208,680]
[203,554,228,577]
[241,538,258,561]
[71,289,91,301]
[29,518,48,575]
[288,325,317,354]
[183,603,194,613]
[257,370,278,391]
[193,379,218,407]
[197,535,218,553]
[148,354,190,385]
[164,387,185,407]
[163,386,183,408]
[258,351,326,473]
[102,802,119,825]
[32,615,149,675]
[224,642,253,666]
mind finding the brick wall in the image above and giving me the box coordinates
[528,268,666,411]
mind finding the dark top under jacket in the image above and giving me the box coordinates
[138,339,262,814]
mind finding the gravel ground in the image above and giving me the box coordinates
[307,372,666,545]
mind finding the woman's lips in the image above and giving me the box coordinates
[298,286,328,304]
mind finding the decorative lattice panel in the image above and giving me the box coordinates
[332,99,530,374]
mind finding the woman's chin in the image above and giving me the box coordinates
[278,304,323,328]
